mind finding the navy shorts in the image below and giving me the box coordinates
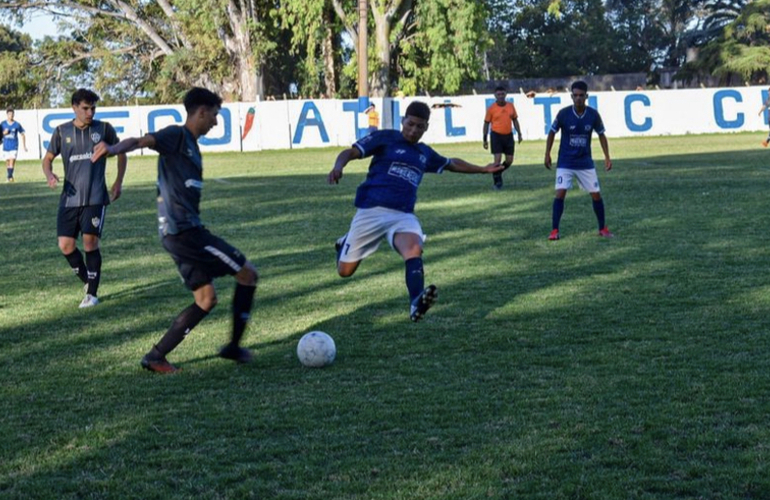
[490,131,515,156]
[57,205,107,238]
[162,227,248,290]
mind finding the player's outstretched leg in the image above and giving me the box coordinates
[410,284,438,322]
[219,283,256,364]
[141,303,210,373]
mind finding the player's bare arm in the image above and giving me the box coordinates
[514,118,523,144]
[328,147,361,184]
[599,134,612,171]
[110,153,128,202]
[482,121,490,149]
[41,151,59,188]
[544,132,556,169]
[445,158,503,174]
[91,134,156,163]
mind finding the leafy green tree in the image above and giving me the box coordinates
[0,26,43,107]
[1,0,279,103]
[680,0,770,84]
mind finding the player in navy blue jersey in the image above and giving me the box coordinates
[92,87,258,373]
[544,81,613,241]
[42,89,127,308]
[2,108,27,182]
[328,101,503,322]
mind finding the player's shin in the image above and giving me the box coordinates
[85,249,102,296]
[64,249,88,284]
[231,284,256,346]
[405,257,425,302]
[152,303,209,357]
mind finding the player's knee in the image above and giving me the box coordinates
[237,262,258,287]
[197,294,218,311]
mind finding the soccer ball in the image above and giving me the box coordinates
[296,331,336,368]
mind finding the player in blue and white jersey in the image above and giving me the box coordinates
[544,81,613,241]
[42,89,127,308]
[92,87,258,374]
[328,101,503,322]
[2,108,27,182]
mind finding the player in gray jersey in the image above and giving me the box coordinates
[92,87,258,374]
[42,89,127,308]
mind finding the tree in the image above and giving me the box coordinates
[0,25,42,107]
[680,0,770,85]
[1,0,278,102]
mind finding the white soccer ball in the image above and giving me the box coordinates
[297,331,336,368]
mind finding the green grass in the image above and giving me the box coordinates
[1,133,769,499]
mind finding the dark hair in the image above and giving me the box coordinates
[183,87,223,113]
[6,108,13,113]
[71,88,100,106]
[571,81,588,93]
[494,86,507,92]
[405,101,430,121]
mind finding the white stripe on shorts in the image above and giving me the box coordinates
[204,245,243,272]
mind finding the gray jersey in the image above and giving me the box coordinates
[48,120,119,208]
[150,125,204,236]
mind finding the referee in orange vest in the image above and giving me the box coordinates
[483,86,522,190]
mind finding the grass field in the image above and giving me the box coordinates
[1,133,769,499]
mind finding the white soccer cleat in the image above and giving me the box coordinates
[79,294,100,308]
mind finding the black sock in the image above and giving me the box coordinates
[153,303,209,357]
[493,172,502,185]
[85,249,102,296]
[7,168,14,179]
[64,249,88,284]
[231,284,256,346]
[405,257,425,303]
[592,199,606,230]
[552,198,565,230]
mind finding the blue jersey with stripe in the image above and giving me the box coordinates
[352,130,450,213]
[1,121,24,151]
[550,106,606,170]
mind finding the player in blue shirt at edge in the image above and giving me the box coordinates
[328,101,503,322]
[2,108,27,182]
[91,87,258,373]
[544,81,613,241]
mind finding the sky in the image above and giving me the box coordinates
[5,11,62,40]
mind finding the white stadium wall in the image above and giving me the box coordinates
[11,85,770,160]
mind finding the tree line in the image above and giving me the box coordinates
[0,0,764,108]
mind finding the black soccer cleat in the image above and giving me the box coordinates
[410,284,438,322]
[218,344,253,364]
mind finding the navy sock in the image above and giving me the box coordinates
[405,257,425,303]
[64,249,88,284]
[552,198,565,230]
[153,303,209,357]
[592,199,606,230]
[85,249,102,296]
[7,168,14,179]
[231,284,256,346]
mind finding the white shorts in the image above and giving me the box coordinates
[338,206,425,263]
[2,150,18,161]
[555,168,600,193]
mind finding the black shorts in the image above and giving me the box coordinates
[57,205,107,238]
[162,227,248,290]
[490,131,515,156]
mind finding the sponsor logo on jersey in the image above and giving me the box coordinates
[395,149,406,155]
[70,153,93,162]
[387,162,421,186]
[184,179,204,189]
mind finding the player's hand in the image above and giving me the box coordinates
[328,167,343,185]
[544,154,552,170]
[91,141,111,163]
[518,136,523,144]
[482,140,488,150]
[46,173,59,189]
[110,182,123,202]
[484,163,504,173]
[605,158,613,171]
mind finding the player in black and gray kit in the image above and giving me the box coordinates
[92,87,258,374]
[42,89,127,308]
